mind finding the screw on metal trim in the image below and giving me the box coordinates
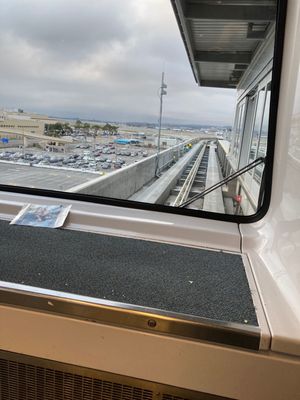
[148,319,157,328]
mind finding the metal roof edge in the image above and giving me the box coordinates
[170,0,200,85]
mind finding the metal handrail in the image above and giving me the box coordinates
[180,157,265,208]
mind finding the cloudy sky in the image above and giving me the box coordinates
[0,0,236,125]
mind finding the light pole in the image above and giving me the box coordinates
[155,72,167,176]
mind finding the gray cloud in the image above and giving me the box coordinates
[0,0,133,58]
[0,0,236,125]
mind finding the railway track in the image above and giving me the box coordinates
[164,142,211,209]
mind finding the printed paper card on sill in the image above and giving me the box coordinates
[10,204,71,228]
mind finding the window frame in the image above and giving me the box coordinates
[253,82,272,184]
[0,0,287,224]
[248,88,267,167]
[232,73,273,214]
[231,98,248,167]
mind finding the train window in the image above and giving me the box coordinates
[232,102,246,164]
[254,83,272,183]
[0,0,284,221]
[249,89,266,165]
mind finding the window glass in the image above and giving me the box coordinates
[231,107,241,156]
[254,84,271,183]
[233,103,246,162]
[0,0,279,218]
[236,102,247,162]
[249,89,266,164]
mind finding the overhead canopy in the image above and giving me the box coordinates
[171,0,277,89]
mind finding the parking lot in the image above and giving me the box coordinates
[0,142,154,174]
[0,128,171,192]
[0,140,158,191]
[0,163,96,191]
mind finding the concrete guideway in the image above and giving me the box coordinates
[203,145,225,213]
[172,144,207,207]
[132,140,225,213]
[131,141,206,204]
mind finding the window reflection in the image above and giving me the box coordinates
[249,89,266,164]
[254,84,271,182]
[233,103,246,162]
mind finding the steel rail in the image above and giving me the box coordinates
[172,142,207,207]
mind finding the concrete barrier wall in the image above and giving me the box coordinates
[68,140,198,199]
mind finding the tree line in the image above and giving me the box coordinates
[75,120,119,135]
[45,123,72,137]
[45,121,119,137]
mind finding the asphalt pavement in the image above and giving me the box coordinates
[0,163,96,191]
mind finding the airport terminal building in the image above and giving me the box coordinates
[0,111,45,138]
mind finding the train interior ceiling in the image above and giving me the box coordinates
[1,1,300,400]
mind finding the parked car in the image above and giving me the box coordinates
[101,163,111,169]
